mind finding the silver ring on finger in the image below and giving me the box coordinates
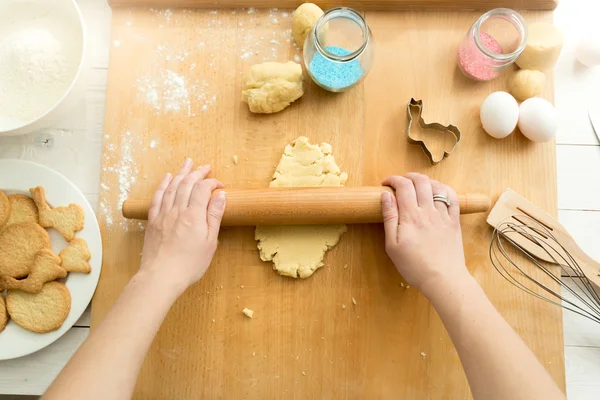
[433,194,451,207]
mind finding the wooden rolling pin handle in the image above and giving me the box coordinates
[122,187,491,225]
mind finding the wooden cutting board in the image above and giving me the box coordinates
[93,2,564,398]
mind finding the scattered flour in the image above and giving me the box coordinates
[149,139,158,149]
[101,130,139,230]
[99,201,113,227]
[137,69,190,114]
[113,40,121,47]
[117,131,138,217]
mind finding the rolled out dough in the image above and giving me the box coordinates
[255,136,348,278]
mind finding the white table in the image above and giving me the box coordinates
[1,0,599,397]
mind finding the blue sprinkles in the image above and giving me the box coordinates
[309,46,364,90]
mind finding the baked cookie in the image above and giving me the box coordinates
[0,222,51,278]
[0,296,7,332]
[59,238,91,274]
[6,194,39,225]
[0,190,10,228]
[30,186,84,242]
[0,249,67,293]
[7,281,71,333]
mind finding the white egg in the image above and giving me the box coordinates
[480,91,519,139]
[518,98,557,142]
[576,32,600,67]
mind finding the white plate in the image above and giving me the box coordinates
[0,159,102,360]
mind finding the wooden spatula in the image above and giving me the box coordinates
[487,188,600,289]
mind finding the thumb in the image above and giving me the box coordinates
[381,191,399,244]
[207,191,226,239]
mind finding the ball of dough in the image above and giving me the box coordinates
[292,3,324,49]
[508,69,546,101]
[516,23,564,71]
[242,61,304,114]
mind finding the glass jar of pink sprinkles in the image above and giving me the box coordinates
[458,8,528,81]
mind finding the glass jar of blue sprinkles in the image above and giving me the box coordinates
[303,7,374,93]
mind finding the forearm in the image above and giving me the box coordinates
[424,273,565,400]
[43,270,184,400]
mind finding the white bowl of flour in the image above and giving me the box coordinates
[0,0,87,135]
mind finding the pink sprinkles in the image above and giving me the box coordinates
[458,32,504,81]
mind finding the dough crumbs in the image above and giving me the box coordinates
[242,308,254,318]
[252,352,256,357]
[343,264,348,269]
[255,137,348,279]
[420,352,426,358]
[302,371,306,376]
[342,304,346,309]
[232,155,239,165]
[400,282,405,287]
[352,297,357,305]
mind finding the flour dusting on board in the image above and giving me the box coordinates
[137,69,190,115]
[100,130,140,231]
[137,8,298,116]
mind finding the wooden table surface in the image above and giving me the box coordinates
[0,0,600,398]
[97,2,559,399]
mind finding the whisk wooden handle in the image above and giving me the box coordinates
[122,187,491,225]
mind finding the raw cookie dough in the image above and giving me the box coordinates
[516,23,564,71]
[508,69,545,101]
[255,136,348,278]
[292,3,325,49]
[242,62,303,114]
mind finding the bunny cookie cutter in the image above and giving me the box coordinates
[407,98,462,165]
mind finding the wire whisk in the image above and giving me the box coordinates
[490,214,600,324]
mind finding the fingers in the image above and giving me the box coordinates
[405,173,433,208]
[148,173,172,222]
[446,185,460,221]
[207,191,227,239]
[174,165,211,209]
[161,158,194,213]
[431,180,449,215]
[381,190,398,244]
[382,176,417,212]
[189,178,225,215]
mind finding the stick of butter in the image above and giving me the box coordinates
[516,23,564,71]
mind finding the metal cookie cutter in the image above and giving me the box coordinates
[407,98,462,165]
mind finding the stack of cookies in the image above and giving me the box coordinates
[0,187,92,334]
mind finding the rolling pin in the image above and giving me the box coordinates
[122,187,491,226]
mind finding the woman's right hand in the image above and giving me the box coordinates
[139,158,226,295]
[380,173,469,297]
